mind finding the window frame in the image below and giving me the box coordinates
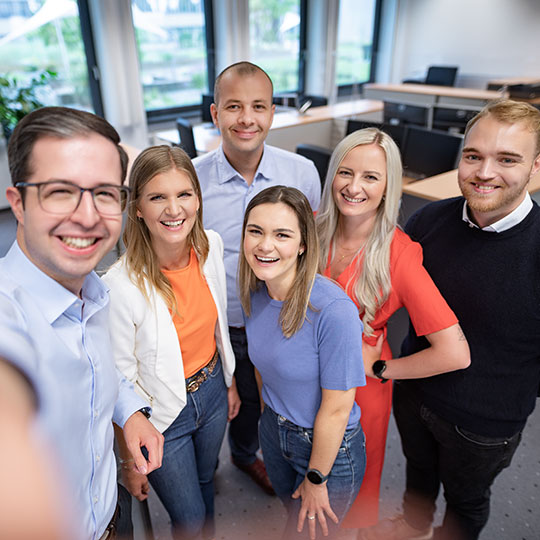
[141,0,216,125]
[336,0,382,97]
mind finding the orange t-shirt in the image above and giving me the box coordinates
[162,249,217,378]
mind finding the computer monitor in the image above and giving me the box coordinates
[402,126,463,179]
[345,120,408,150]
[383,101,428,127]
[201,93,214,123]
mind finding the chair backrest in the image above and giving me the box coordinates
[345,119,408,150]
[176,117,197,159]
[402,126,463,179]
[425,66,458,87]
[296,144,332,189]
[201,93,214,123]
[383,101,428,128]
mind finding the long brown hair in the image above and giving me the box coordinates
[123,145,209,311]
[238,186,319,338]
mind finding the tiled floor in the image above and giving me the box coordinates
[140,405,540,540]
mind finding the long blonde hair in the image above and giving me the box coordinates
[238,186,319,338]
[123,145,209,311]
[316,128,402,335]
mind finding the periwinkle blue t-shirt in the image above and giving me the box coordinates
[245,275,366,429]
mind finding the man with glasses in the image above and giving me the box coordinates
[1,106,164,540]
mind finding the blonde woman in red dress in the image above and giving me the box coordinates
[315,128,471,538]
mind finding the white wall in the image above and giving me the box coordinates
[386,0,540,87]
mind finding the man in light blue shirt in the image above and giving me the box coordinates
[194,62,321,494]
[2,107,164,540]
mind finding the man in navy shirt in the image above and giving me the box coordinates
[363,100,540,540]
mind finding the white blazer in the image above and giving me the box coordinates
[103,229,235,433]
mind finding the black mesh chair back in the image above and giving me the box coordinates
[425,66,458,87]
[176,117,197,159]
[296,144,332,189]
[383,101,428,128]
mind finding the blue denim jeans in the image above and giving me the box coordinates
[147,357,228,539]
[228,326,261,465]
[393,382,522,540]
[260,406,366,539]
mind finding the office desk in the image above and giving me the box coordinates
[402,168,540,202]
[155,99,383,154]
[363,83,507,128]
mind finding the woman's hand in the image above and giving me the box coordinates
[362,333,384,378]
[227,377,241,421]
[120,465,150,501]
[292,478,338,539]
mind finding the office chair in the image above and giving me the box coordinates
[175,117,197,159]
[402,126,463,179]
[296,144,332,189]
[345,119,408,150]
[403,66,458,87]
[201,93,214,123]
[383,101,429,128]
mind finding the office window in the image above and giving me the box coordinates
[335,0,380,93]
[249,0,302,94]
[0,0,95,112]
[132,0,213,116]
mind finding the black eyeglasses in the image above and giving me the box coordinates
[15,181,131,217]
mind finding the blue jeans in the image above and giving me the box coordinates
[147,357,228,539]
[259,406,366,539]
[228,326,261,464]
[393,382,522,540]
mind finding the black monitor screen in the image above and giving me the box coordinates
[402,127,462,179]
[346,120,407,150]
[383,102,428,127]
[202,94,214,123]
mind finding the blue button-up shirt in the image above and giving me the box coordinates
[194,144,321,326]
[0,242,147,540]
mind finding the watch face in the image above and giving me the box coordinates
[307,470,323,484]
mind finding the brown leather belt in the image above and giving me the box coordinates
[99,504,119,540]
[186,350,218,393]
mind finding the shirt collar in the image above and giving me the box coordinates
[462,192,533,232]
[4,241,108,324]
[216,144,273,185]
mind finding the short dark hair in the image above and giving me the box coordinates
[213,61,273,105]
[8,106,128,190]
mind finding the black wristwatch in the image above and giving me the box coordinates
[306,468,329,485]
[372,360,389,384]
[138,407,151,419]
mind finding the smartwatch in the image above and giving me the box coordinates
[306,468,329,485]
[138,407,151,419]
[372,360,389,384]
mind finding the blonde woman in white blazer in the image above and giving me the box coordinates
[103,145,239,540]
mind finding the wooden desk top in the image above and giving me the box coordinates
[488,77,540,86]
[156,99,383,153]
[402,169,540,202]
[365,83,507,101]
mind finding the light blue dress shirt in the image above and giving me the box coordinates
[0,242,148,540]
[194,144,321,327]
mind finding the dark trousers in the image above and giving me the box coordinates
[393,383,521,540]
[227,326,261,465]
